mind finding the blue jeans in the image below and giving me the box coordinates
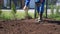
[4,0,7,7]
[36,0,45,14]
[4,0,11,8]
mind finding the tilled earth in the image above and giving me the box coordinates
[0,19,60,34]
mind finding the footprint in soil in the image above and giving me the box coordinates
[52,25,57,30]
[11,25,15,27]
[0,26,4,29]
[29,30,33,32]
[11,23,20,27]
[0,24,4,29]
[54,28,57,30]
[52,25,55,27]
[1,20,5,22]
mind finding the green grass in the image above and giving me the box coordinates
[0,10,60,20]
[0,11,35,20]
[48,14,60,20]
[16,11,26,19]
[1,11,14,20]
[0,5,60,20]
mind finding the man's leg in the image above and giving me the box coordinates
[40,2,45,21]
[23,0,30,19]
[35,3,44,22]
[4,0,7,8]
[37,6,43,22]
[25,6,29,19]
[35,3,41,22]
[23,5,29,19]
[40,12,43,21]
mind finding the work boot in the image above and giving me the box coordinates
[35,15,41,23]
[36,13,43,22]
[39,13,44,24]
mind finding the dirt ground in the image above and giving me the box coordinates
[0,19,60,34]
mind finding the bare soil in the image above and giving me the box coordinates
[0,19,60,34]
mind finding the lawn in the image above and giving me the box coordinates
[0,11,34,20]
[0,10,60,20]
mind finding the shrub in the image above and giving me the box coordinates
[0,3,2,14]
[11,2,16,19]
[0,3,2,19]
[50,5,54,18]
[56,6,60,14]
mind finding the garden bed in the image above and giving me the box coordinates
[0,19,60,34]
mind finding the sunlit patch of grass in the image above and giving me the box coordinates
[0,11,35,20]
[16,11,26,19]
[48,14,60,20]
[0,10,60,20]
[1,11,14,20]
